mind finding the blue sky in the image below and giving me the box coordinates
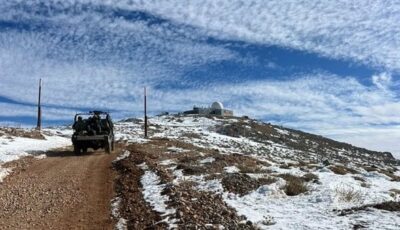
[1,0,400,157]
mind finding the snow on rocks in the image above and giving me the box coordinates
[0,167,11,183]
[224,166,240,173]
[166,146,189,154]
[111,197,128,230]
[138,163,177,228]
[113,150,131,163]
[199,157,215,164]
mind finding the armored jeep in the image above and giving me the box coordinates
[71,111,115,154]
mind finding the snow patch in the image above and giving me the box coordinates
[199,157,215,164]
[113,150,131,163]
[0,134,70,163]
[224,166,240,173]
[111,197,127,230]
[0,166,11,183]
[139,163,177,229]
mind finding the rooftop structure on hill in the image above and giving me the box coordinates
[184,102,233,117]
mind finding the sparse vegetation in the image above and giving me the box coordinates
[302,173,319,182]
[335,184,364,203]
[221,173,276,196]
[360,182,370,188]
[176,163,206,175]
[353,176,366,182]
[363,166,378,172]
[279,174,308,196]
[329,165,359,175]
[237,164,269,173]
[379,169,400,182]
[389,189,400,199]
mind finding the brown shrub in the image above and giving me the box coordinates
[389,189,400,198]
[363,166,378,172]
[279,164,291,169]
[329,165,359,175]
[353,176,366,182]
[181,132,201,139]
[279,174,308,196]
[221,173,276,196]
[373,201,400,212]
[302,173,319,182]
[379,170,400,182]
[176,164,206,175]
[360,182,370,188]
[237,164,270,174]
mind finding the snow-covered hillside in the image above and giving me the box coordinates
[0,127,71,181]
[1,115,399,229]
[114,115,400,229]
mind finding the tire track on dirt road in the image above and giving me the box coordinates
[0,147,117,229]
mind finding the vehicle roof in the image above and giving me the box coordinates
[75,111,110,116]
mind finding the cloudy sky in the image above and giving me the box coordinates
[0,0,399,157]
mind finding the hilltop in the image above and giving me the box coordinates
[0,115,399,229]
[113,115,400,229]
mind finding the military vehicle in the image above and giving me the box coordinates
[71,111,115,154]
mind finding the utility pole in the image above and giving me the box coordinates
[36,78,42,130]
[144,87,148,138]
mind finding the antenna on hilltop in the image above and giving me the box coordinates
[36,78,42,130]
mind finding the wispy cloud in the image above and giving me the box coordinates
[1,1,400,157]
[125,0,400,72]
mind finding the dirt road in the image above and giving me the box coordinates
[0,147,117,229]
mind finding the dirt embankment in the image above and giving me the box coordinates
[0,147,117,229]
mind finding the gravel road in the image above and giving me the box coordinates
[0,147,117,229]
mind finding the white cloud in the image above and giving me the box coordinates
[121,0,400,71]
[1,1,400,157]
[372,72,392,91]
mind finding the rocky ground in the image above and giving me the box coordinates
[0,147,116,229]
[0,115,399,229]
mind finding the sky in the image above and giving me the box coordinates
[0,0,400,157]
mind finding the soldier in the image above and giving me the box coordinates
[73,116,85,133]
[92,114,102,134]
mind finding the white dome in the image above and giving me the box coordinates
[211,102,224,110]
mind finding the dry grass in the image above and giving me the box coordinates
[237,164,270,174]
[181,132,202,139]
[335,184,364,203]
[221,173,276,196]
[389,189,400,199]
[353,176,366,182]
[302,173,319,182]
[360,182,370,188]
[329,165,359,175]
[176,163,206,175]
[279,174,308,196]
[0,127,45,140]
[379,169,400,182]
[363,166,378,172]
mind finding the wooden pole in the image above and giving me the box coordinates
[36,78,42,130]
[144,87,148,138]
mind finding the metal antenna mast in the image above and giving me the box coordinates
[144,87,148,138]
[36,78,42,130]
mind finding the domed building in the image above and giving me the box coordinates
[184,102,233,116]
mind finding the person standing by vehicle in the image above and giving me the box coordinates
[73,116,85,133]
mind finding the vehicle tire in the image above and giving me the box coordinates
[74,144,80,155]
[105,140,111,154]
[82,147,88,154]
